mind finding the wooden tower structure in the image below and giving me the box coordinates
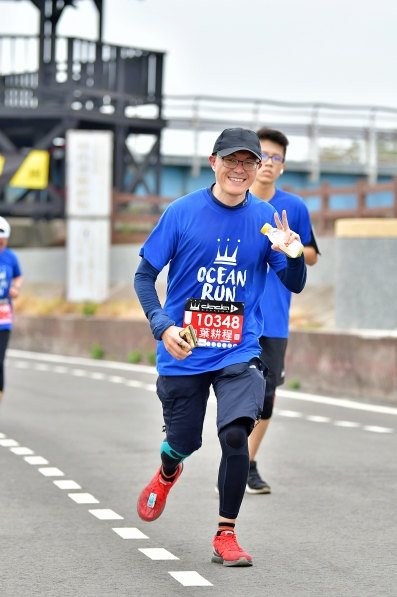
[0,0,165,218]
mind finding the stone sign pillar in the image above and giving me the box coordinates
[66,131,113,302]
[335,218,397,330]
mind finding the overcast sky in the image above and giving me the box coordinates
[1,0,397,109]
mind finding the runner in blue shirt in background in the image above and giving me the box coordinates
[0,217,23,409]
[134,128,307,567]
[247,127,320,494]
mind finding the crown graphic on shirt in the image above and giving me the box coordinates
[214,244,239,266]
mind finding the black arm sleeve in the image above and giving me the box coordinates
[134,258,176,340]
[275,254,307,294]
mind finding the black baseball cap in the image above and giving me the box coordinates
[212,128,262,161]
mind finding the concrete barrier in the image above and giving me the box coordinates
[10,314,157,364]
[10,314,397,405]
[285,329,397,405]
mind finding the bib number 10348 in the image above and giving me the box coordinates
[183,298,245,348]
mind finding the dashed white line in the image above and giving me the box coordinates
[144,384,157,392]
[169,571,213,587]
[10,447,35,455]
[90,372,106,380]
[89,509,123,520]
[334,421,361,428]
[125,380,145,388]
[34,363,50,371]
[38,467,65,476]
[276,410,303,418]
[277,388,397,416]
[108,375,124,383]
[363,425,394,434]
[0,432,6,438]
[54,366,68,374]
[15,361,29,368]
[113,528,149,539]
[24,456,49,465]
[306,415,331,423]
[53,480,82,490]
[139,548,179,560]
[0,439,19,447]
[68,493,99,504]
[72,369,88,377]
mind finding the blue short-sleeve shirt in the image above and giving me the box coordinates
[140,188,287,375]
[0,248,22,331]
[260,188,313,338]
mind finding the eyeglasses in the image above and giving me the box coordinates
[261,153,284,164]
[220,156,260,172]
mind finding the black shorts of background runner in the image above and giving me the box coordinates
[0,329,11,391]
[259,336,288,420]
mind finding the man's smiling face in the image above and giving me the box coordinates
[209,150,260,199]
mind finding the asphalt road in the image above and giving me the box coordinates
[1,349,396,597]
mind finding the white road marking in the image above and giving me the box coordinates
[0,432,7,438]
[90,372,106,380]
[72,369,87,377]
[169,571,213,587]
[54,366,68,374]
[363,425,394,434]
[53,480,82,490]
[125,380,145,388]
[15,361,29,368]
[10,447,35,455]
[68,493,99,504]
[9,348,395,419]
[34,363,50,371]
[113,528,149,539]
[38,467,65,476]
[0,439,19,447]
[24,456,49,465]
[334,421,361,428]
[144,384,157,392]
[306,415,332,423]
[108,375,124,383]
[277,389,397,416]
[89,509,123,520]
[277,410,303,418]
[139,548,179,560]
[8,349,156,374]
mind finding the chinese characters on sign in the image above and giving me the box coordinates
[66,131,113,302]
[183,298,244,348]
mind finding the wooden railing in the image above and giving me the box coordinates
[283,177,397,235]
[111,192,174,244]
[112,177,397,242]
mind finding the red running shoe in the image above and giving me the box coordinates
[212,531,253,567]
[137,464,183,522]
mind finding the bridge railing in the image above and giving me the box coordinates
[111,178,397,243]
[283,177,397,235]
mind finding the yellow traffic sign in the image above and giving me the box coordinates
[9,150,50,189]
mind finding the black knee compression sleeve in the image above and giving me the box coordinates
[218,418,250,519]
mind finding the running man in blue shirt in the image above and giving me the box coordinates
[134,128,307,567]
[247,127,320,494]
[0,217,23,408]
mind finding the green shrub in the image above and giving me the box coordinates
[90,343,104,360]
[288,379,301,390]
[147,350,156,366]
[128,350,142,364]
[83,303,97,316]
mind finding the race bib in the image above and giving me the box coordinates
[183,298,245,349]
[0,299,12,326]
